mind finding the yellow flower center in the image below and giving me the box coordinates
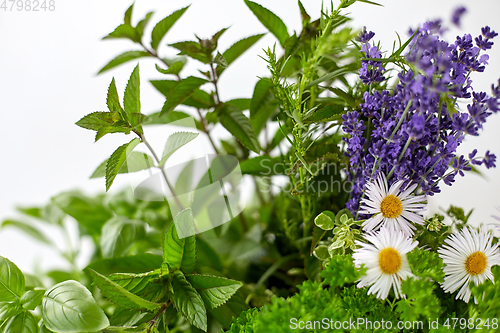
[465,251,488,276]
[380,195,403,218]
[378,247,402,275]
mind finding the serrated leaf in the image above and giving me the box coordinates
[104,24,140,43]
[151,5,190,50]
[211,27,229,47]
[75,112,116,131]
[214,52,227,68]
[169,41,211,64]
[100,217,146,258]
[163,209,196,273]
[155,61,184,75]
[98,51,151,74]
[325,87,356,108]
[218,104,261,153]
[186,275,242,309]
[304,104,344,122]
[124,65,141,124]
[107,271,157,295]
[0,256,25,302]
[106,138,141,191]
[88,269,161,312]
[158,132,199,167]
[249,78,276,134]
[3,311,37,333]
[298,0,310,25]
[239,155,286,176]
[91,152,155,178]
[169,271,207,331]
[150,79,214,109]
[216,34,265,76]
[226,98,250,111]
[1,220,52,245]
[135,12,154,40]
[107,78,126,118]
[244,0,289,47]
[160,76,208,116]
[87,254,163,275]
[314,211,336,230]
[42,280,109,333]
[124,3,134,26]
[95,125,132,142]
[20,288,45,310]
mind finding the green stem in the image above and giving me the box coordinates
[387,100,412,143]
[137,131,184,211]
[387,136,412,179]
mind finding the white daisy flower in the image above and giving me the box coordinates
[359,173,427,236]
[353,226,418,299]
[438,226,500,303]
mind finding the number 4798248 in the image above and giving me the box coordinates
[1,0,56,11]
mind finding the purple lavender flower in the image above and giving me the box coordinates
[358,26,375,43]
[482,26,499,39]
[343,19,500,215]
[483,150,497,169]
[451,6,467,27]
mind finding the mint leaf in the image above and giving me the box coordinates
[218,104,261,153]
[75,111,116,131]
[124,65,141,124]
[124,3,134,26]
[244,0,289,47]
[95,124,132,142]
[169,40,211,64]
[107,78,126,117]
[151,5,190,50]
[90,152,155,178]
[135,12,154,40]
[42,280,109,332]
[239,155,286,176]
[163,209,196,273]
[98,51,151,74]
[0,256,25,302]
[107,271,158,295]
[227,98,251,111]
[155,61,184,76]
[100,217,146,258]
[88,269,161,312]
[217,34,265,76]
[186,275,242,309]
[249,78,276,135]
[106,138,141,191]
[87,254,163,275]
[160,76,208,116]
[145,111,203,129]
[214,52,228,68]
[104,24,140,43]
[151,79,214,109]
[170,271,207,332]
[158,132,199,167]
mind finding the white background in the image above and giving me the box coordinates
[1,0,499,274]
